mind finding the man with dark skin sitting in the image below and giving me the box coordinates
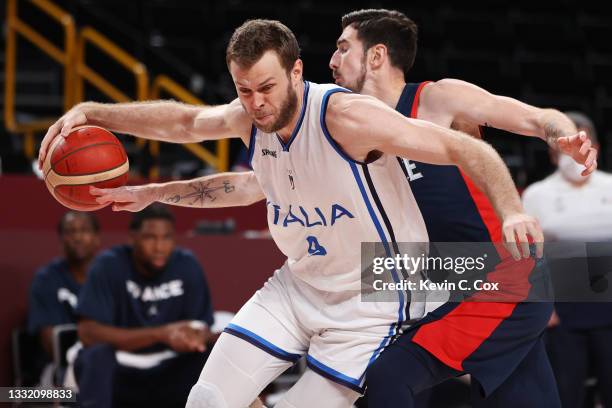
[74,204,214,408]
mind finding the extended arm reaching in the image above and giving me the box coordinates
[38,99,252,168]
[90,171,264,212]
[326,93,543,259]
[424,79,597,175]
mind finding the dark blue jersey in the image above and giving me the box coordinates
[394,84,551,395]
[396,82,502,243]
[76,245,214,350]
[28,258,82,334]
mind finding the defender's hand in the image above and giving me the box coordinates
[557,131,598,176]
[502,213,544,260]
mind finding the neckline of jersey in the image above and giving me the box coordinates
[275,80,310,152]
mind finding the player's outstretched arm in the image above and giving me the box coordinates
[326,93,542,260]
[38,98,252,169]
[90,171,264,212]
[425,79,597,175]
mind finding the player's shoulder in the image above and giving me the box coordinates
[90,245,129,272]
[421,78,491,104]
[419,79,463,101]
[169,247,204,278]
[32,257,66,286]
[307,82,350,110]
[326,90,380,114]
[308,81,347,96]
[324,92,382,143]
[172,246,197,262]
[171,247,201,267]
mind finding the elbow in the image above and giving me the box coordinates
[158,103,201,143]
[178,110,200,142]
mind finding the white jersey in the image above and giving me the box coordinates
[248,81,428,292]
[522,170,612,241]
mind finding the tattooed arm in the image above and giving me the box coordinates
[90,171,264,212]
[423,79,597,175]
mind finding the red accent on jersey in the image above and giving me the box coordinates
[410,81,432,119]
[459,171,503,242]
[408,81,533,371]
[412,253,534,370]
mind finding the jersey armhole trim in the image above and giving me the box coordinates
[410,81,433,119]
[320,88,369,165]
[247,125,257,168]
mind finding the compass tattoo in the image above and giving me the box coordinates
[164,180,235,207]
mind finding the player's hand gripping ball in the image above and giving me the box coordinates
[42,126,129,211]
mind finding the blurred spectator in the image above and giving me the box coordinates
[522,111,612,407]
[27,211,100,383]
[74,203,215,408]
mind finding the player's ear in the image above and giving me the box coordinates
[369,44,387,70]
[291,59,303,82]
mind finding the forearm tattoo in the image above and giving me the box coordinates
[543,121,564,148]
[164,180,235,206]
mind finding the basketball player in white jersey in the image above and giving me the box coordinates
[84,11,598,407]
[40,19,545,408]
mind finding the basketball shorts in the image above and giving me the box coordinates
[224,262,409,393]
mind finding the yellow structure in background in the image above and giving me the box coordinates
[4,0,229,176]
[4,0,75,159]
[149,75,229,179]
[75,27,149,103]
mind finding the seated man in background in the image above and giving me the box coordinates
[74,203,215,408]
[522,111,612,407]
[27,211,100,384]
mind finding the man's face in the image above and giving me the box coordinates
[61,214,100,263]
[329,26,367,92]
[131,219,175,275]
[230,50,300,133]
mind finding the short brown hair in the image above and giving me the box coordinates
[226,19,300,73]
[341,9,418,78]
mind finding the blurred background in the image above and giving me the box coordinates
[1,0,611,403]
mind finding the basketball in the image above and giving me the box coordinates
[42,126,129,211]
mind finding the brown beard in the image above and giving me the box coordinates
[352,56,367,93]
[258,81,298,133]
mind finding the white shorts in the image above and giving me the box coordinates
[225,262,408,393]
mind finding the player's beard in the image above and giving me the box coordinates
[334,56,367,93]
[257,81,298,133]
[352,57,367,93]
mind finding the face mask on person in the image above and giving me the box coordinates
[558,154,590,183]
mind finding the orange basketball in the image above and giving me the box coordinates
[43,126,129,211]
